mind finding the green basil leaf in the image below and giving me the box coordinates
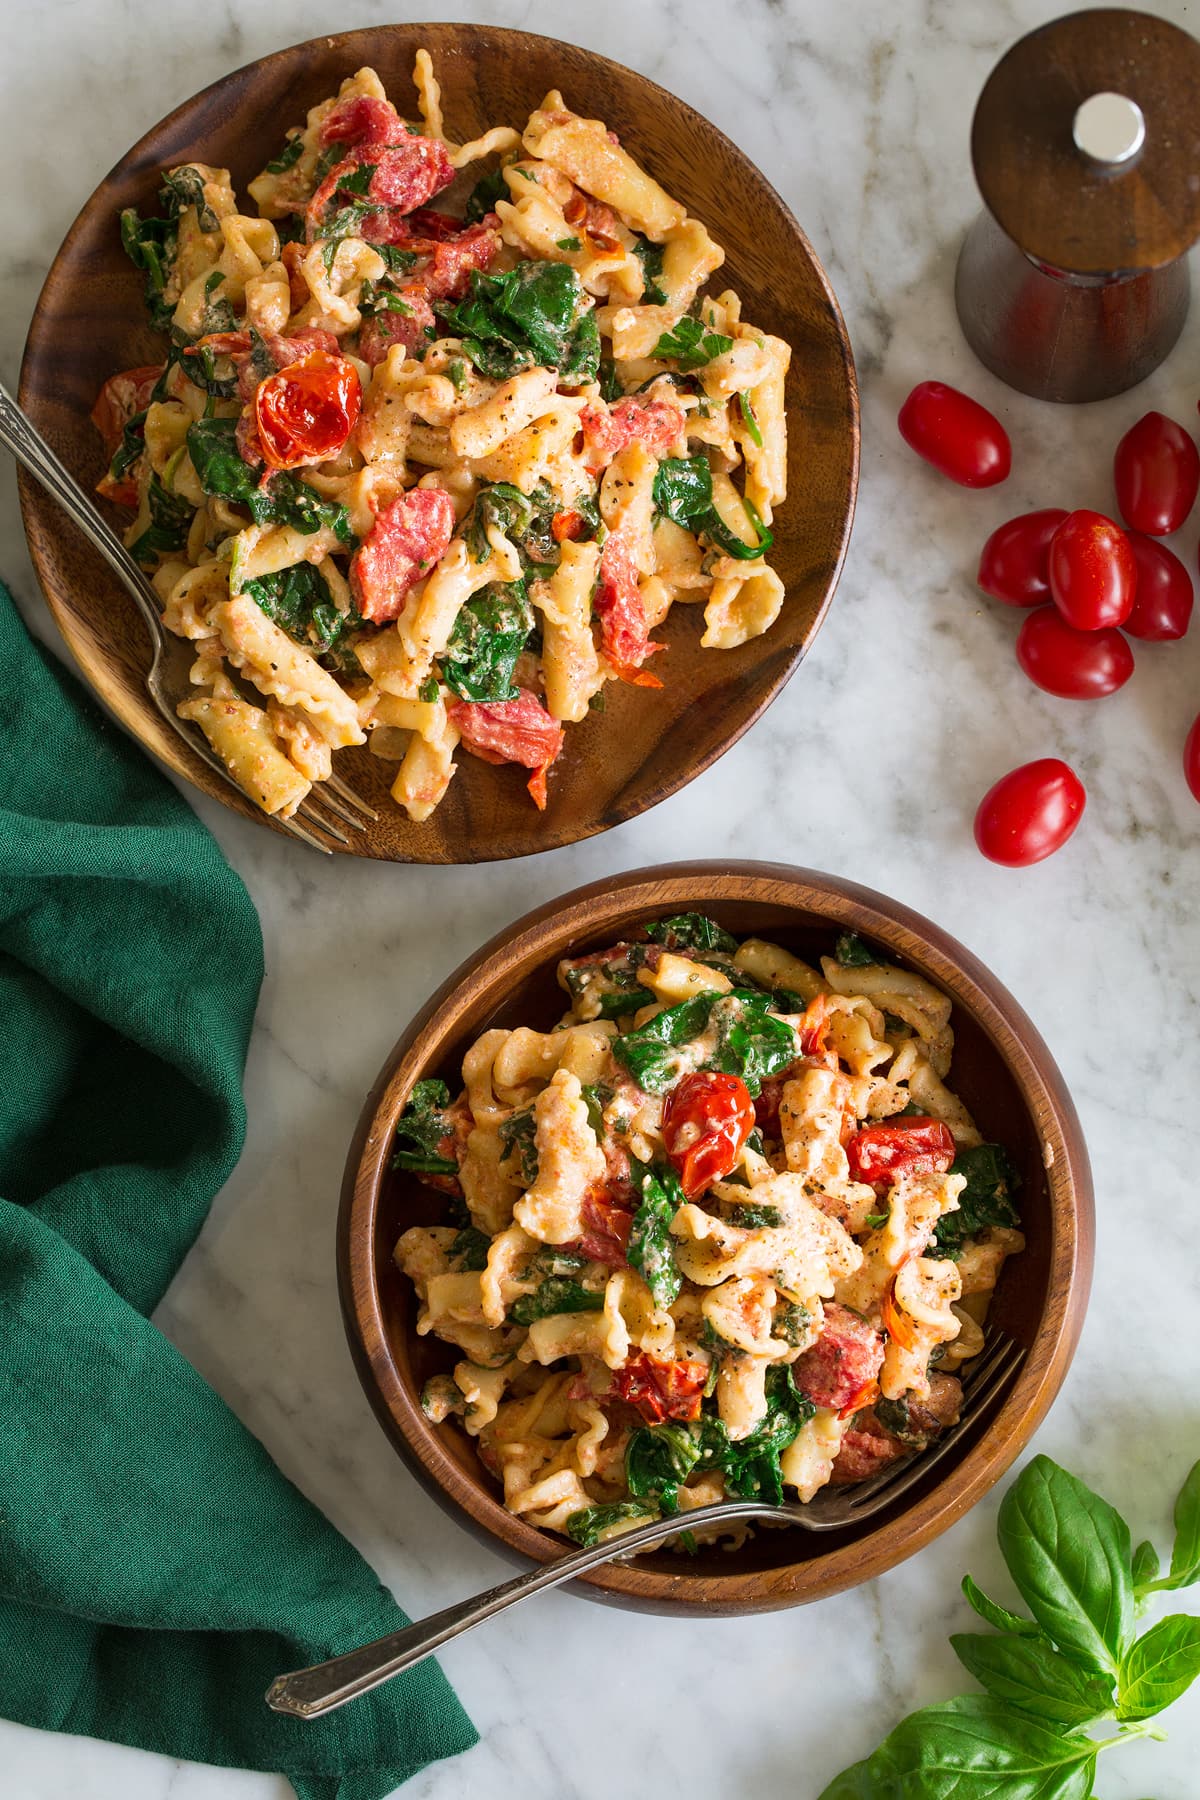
[1167,1461,1200,1588]
[626,1159,685,1307]
[950,1631,1115,1727]
[1132,1539,1161,1594]
[652,314,733,369]
[508,1277,602,1326]
[962,1573,1040,1637]
[817,1696,1098,1800]
[1117,1614,1200,1720]
[997,1456,1134,1675]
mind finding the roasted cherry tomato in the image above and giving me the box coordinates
[1047,510,1136,630]
[897,381,1011,488]
[662,1070,755,1198]
[612,1352,708,1424]
[974,759,1086,866]
[845,1118,956,1188]
[1185,713,1200,804]
[1124,534,1194,641]
[1016,605,1134,699]
[254,348,361,470]
[1113,411,1200,536]
[977,509,1068,606]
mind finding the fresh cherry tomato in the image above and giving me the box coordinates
[1016,605,1134,699]
[1113,411,1200,536]
[845,1118,957,1188]
[1047,509,1136,630]
[897,381,1011,488]
[662,1070,755,1198]
[974,759,1086,866]
[254,348,361,470]
[1124,534,1194,640]
[612,1352,708,1424]
[977,509,1068,606]
[1185,713,1200,804]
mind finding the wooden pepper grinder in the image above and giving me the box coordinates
[955,8,1200,403]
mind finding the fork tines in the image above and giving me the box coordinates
[282,774,379,853]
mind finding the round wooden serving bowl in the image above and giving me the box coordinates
[341,863,1092,1613]
[17,24,858,864]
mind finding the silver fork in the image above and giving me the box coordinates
[0,379,377,853]
[267,1324,1025,1720]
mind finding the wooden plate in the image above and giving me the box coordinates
[340,863,1093,1612]
[17,25,858,863]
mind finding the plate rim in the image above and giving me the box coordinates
[18,23,860,862]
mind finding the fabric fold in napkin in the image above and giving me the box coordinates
[0,584,477,1797]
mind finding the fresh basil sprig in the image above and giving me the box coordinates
[819,1452,1200,1798]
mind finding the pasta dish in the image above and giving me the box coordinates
[394,918,1024,1548]
[90,54,792,822]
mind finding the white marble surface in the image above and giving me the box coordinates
[4,0,1200,1793]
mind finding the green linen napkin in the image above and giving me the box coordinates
[0,583,477,1796]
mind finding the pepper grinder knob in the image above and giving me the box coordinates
[955,8,1200,403]
[1072,91,1145,164]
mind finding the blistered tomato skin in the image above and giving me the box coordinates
[1016,605,1134,699]
[1047,509,1136,630]
[1114,411,1200,536]
[1186,715,1200,804]
[977,509,1069,606]
[974,760,1086,866]
[897,381,1012,488]
[1124,534,1194,641]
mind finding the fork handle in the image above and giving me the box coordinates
[265,1499,769,1720]
[0,377,163,639]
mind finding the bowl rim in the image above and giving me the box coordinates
[17,22,860,864]
[339,860,1093,1614]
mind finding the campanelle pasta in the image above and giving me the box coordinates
[91,53,793,823]
[395,917,1025,1548]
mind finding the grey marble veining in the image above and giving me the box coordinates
[2,0,1199,1794]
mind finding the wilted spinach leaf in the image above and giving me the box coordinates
[441,580,534,702]
[652,454,773,561]
[652,314,733,369]
[627,1159,685,1306]
[127,473,192,565]
[437,260,600,381]
[508,1277,602,1326]
[932,1143,1022,1258]
[242,564,359,666]
[392,1079,458,1175]
[643,913,738,955]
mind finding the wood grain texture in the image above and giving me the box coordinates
[16,25,858,863]
[339,863,1093,1615]
[957,8,1200,402]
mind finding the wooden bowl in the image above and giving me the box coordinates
[340,862,1093,1613]
[17,25,858,864]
